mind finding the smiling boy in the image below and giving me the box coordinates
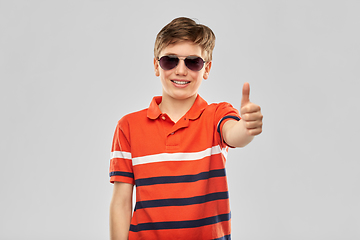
[109,17,263,240]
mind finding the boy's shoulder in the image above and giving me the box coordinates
[118,96,161,124]
[118,108,148,125]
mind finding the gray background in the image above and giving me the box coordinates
[1,0,359,239]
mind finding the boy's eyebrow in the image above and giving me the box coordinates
[163,52,202,57]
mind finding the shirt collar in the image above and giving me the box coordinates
[147,96,163,119]
[147,95,208,120]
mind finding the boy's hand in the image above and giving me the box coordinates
[240,82,263,136]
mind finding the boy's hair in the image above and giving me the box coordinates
[154,17,216,62]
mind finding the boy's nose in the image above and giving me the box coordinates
[175,59,188,75]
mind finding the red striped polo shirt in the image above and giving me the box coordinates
[109,95,240,240]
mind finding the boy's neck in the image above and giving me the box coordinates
[159,93,198,123]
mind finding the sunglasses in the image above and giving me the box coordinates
[158,55,206,71]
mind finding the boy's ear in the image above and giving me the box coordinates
[154,58,160,77]
[203,61,212,80]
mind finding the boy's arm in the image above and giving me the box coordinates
[110,182,134,240]
[222,82,263,148]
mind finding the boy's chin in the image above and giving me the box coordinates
[169,93,198,101]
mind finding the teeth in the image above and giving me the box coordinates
[172,80,190,85]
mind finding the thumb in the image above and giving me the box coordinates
[241,82,250,107]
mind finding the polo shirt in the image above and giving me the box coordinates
[109,95,240,240]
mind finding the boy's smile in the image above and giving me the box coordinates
[154,41,212,102]
[171,79,191,87]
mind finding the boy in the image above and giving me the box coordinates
[109,17,263,240]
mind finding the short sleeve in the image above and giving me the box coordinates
[215,102,241,148]
[109,119,135,185]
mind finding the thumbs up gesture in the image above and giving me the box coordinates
[240,82,263,136]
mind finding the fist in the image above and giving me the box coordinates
[240,82,263,136]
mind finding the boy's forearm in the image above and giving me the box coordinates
[109,182,133,240]
[223,119,254,148]
[109,200,132,240]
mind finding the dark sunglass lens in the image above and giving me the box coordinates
[185,57,204,71]
[159,56,179,70]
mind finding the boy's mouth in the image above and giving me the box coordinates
[171,80,191,85]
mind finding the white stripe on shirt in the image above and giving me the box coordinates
[110,151,132,160]
[131,146,228,166]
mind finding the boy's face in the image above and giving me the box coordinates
[154,41,211,101]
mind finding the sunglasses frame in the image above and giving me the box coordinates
[157,55,206,72]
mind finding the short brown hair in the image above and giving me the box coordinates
[154,17,216,62]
